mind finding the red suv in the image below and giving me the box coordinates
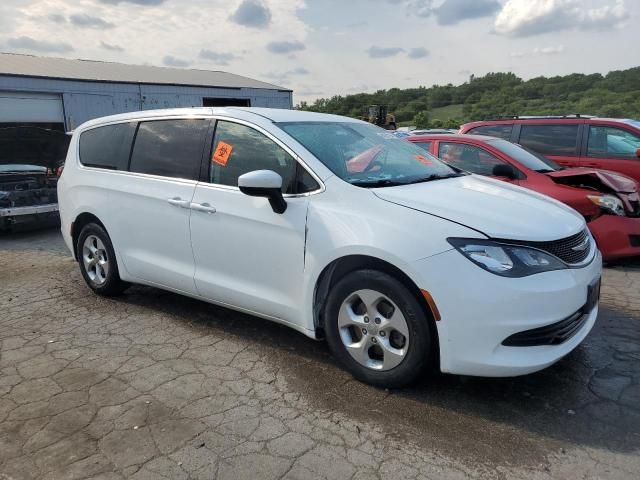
[460,116,640,183]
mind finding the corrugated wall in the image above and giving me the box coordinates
[0,75,292,130]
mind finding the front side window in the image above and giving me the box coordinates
[487,139,561,172]
[278,121,459,188]
[129,119,208,180]
[468,124,513,140]
[79,122,136,170]
[210,121,318,194]
[438,142,508,176]
[588,125,640,159]
[519,124,579,156]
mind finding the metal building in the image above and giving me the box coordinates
[0,52,293,132]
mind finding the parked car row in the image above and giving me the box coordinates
[58,107,602,388]
[460,116,640,183]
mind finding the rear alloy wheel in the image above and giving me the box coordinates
[325,269,433,388]
[77,223,128,296]
[82,235,110,286]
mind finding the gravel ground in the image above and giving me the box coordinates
[1,227,639,480]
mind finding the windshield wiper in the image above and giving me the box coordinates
[404,172,466,185]
[349,179,405,188]
[535,168,556,173]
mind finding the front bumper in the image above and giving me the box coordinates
[588,214,640,261]
[412,247,602,377]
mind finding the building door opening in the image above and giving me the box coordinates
[203,98,251,107]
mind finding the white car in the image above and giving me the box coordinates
[58,107,602,388]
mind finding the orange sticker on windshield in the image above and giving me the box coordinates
[213,141,233,166]
[415,154,433,166]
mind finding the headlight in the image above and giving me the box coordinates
[587,195,625,216]
[448,238,568,277]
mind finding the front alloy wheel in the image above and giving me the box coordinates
[338,289,409,371]
[325,269,434,388]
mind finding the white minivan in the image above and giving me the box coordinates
[58,108,602,388]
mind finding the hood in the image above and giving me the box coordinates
[373,174,584,241]
[0,127,70,170]
[546,167,638,194]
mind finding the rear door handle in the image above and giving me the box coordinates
[167,197,191,208]
[190,202,217,214]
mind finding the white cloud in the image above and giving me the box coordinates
[511,45,566,58]
[495,0,629,37]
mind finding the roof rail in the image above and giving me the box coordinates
[483,114,596,121]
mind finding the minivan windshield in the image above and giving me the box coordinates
[278,121,462,187]
[488,139,561,173]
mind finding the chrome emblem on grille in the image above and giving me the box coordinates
[571,237,590,252]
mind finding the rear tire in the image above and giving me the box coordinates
[324,269,433,388]
[77,223,128,296]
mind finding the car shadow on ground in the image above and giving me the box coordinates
[114,283,640,463]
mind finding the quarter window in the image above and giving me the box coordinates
[519,124,579,156]
[79,122,136,170]
[468,125,513,140]
[588,126,640,158]
[210,121,318,194]
[129,119,208,180]
[438,142,508,176]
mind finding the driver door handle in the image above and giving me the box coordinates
[167,197,191,208]
[190,202,217,214]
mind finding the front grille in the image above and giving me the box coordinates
[503,229,591,265]
[502,310,589,347]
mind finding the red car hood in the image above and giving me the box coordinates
[546,167,638,194]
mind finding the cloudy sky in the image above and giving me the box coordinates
[1,0,637,104]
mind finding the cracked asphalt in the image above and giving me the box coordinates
[1,227,639,480]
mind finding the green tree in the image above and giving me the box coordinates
[413,111,429,128]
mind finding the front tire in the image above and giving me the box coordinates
[324,269,433,388]
[77,223,128,296]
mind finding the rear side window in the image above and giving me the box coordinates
[129,119,208,180]
[79,123,136,170]
[467,125,513,140]
[519,124,579,156]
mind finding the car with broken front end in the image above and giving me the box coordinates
[409,134,640,261]
[0,126,69,231]
[58,108,602,388]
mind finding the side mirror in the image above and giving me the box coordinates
[636,148,640,158]
[492,164,518,180]
[238,170,287,214]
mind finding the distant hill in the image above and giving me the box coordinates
[296,68,640,129]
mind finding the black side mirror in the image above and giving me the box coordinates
[492,164,518,180]
[636,148,640,159]
[238,170,287,214]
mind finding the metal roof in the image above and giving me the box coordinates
[0,52,289,91]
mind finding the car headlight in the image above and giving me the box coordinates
[447,238,568,277]
[587,194,625,216]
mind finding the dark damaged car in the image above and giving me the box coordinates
[0,126,70,231]
[410,134,640,261]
